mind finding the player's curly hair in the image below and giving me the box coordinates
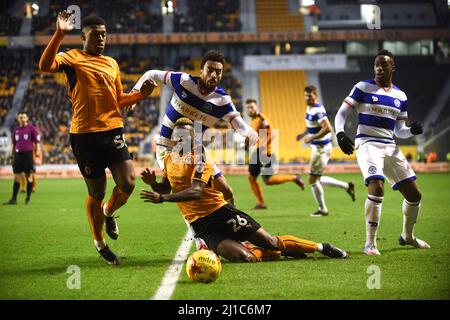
[81,15,107,29]
[304,85,317,94]
[376,49,395,61]
[201,50,226,69]
[174,117,194,128]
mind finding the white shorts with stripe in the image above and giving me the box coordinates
[309,143,332,176]
[356,140,416,189]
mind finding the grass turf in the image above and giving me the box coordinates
[0,173,449,299]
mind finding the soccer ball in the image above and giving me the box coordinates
[186,250,221,283]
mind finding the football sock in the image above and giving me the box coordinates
[26,180,32,199]
[104,186,131,216]
[32,175,36,192]
[264,174,296,185]
[94,239,106,251]
[401,199,420,241]
[20,175,26,192]
[12,182,20,201]
[365,195,383,247]
[320,176,349,190]
[317,243,323,252]
[277,235,318,253]
[248,247,281,262]
[248,176,265,205]
[86,195,105,241]
[311,182,328,213]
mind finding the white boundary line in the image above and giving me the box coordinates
[151,229,194,300]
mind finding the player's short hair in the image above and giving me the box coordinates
[245,98,257,105]
[17,111,27,116]
[376,49,395,61]
[304,85,317,94]
[174,117,194,128]
[200,50,226,69]
[81,15,107,29]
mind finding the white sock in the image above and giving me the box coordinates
[311,182,328,213]
[320,176,349,190]
[402,199,420,241]
[317,243,323,252]
[365,195,383,247]
[94,240,106,251]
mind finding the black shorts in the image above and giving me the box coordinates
[70,128,132,179]
[190,204,261,252]
[12,151,34,174]
[248,149,276,179]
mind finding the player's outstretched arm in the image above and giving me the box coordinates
[141,168,171,194]
[334,102,354,155]
[140,180,206,204]
[39,11,74,73]
[230,115,258,145]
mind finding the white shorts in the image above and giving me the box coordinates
[309,143,332,176]
[356,141,416,190]
[156,144,223,178]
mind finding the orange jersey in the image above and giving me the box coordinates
[250,113,272,155]
[54,49,124,133]
[163,152,227,223]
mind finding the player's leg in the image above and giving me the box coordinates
[308,146,328,216]
[24,152,34,204]
[31,173,37,192]
[247,228,347,259]
[261,153,304,189]
[384,147,429,249]
[357,142,386,255]
[24,172,33,204]
[248,150,265,209]
[216,239,259,263]
[103,129,134,240]
[20,174,26,193]
[5,152,24,204]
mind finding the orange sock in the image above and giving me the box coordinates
[248,176,265,205]
[277,235,318,253]
[265,174,296,185]
[248,247,281,262]
[32,175,37,192]
[105,186,132,216]
[86,196,105,241]
[20,175,26,192]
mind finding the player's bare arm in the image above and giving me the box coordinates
[39,10,74,73]
[296,128,308,141]
[304,119,332,144]
[140,168,171,194]
[140,179,206,203]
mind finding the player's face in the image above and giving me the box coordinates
[17,114,28,126]
[200,61,223,90]
[374,55,394,84]
[304,91,317,106]
[246,103,258,117]
[82,25,107,55]
[172,125,195,152]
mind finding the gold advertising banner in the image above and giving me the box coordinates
[33,29,450,46]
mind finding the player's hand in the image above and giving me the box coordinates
[337,132,354,155]
[34,157,42,165]
[304,135,313,144]
[140,80,157,98]
[410,121,423,135]
[140,190,163,203]
[296,133,306,141]
[56,10,75,33]
[141,168,157,186]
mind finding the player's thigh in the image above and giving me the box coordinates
[309,146,329,176]
[384,146,417,192]
[216,239,257,263]
[356,142,386,186]
[246,227,279,251]
[70,132,107,180]
[105,129,132,170]
[260,153,277,180]
[109,159,135,193]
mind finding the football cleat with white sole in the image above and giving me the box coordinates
[310,210,328,217]
[98,245,120,265]
[321,243,348,259]
[363,244,381,256]
[399,236,430,249]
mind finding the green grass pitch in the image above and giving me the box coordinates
[0,173,449,300]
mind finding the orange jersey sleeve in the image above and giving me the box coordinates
[55,49,123,133]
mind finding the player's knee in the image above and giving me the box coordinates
[238,250,258,263]
[407,190,422,203]
[91,191,105,200]
[121,174,136,193]
[368,180,384,196]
